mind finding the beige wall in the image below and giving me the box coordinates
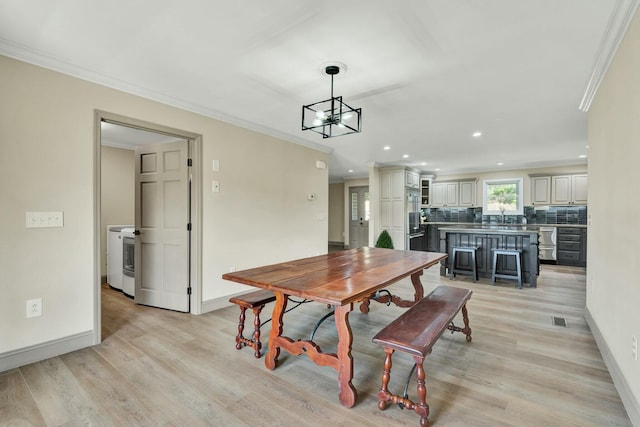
[328,183,345,243]
[0,55,328,357]
[587,9,640,422]
[100,146,135,275]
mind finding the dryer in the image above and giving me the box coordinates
[121,227,136,298]
[106,225,132,290]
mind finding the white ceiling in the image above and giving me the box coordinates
[0,0,631,181]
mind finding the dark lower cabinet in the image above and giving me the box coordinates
[426,224,440,252]
[439,229,539,287]
[557,227,587,267]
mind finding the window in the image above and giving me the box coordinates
[483,178,523,215]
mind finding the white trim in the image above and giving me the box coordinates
[201,293,243,314]
[585,308,640,425]
[482,177,524,216]
[579,0,640,111]
[0,40,331,156]
[0,331,94,373]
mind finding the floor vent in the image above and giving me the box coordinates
[552,316,568,327]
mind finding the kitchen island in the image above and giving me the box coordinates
[439,225,539,287]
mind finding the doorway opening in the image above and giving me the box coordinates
[94,111,202,344]
[349,186,370,249]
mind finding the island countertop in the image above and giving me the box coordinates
[437,225,540,234]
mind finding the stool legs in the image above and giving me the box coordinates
[450,247,477,283]
[492,250,523,289]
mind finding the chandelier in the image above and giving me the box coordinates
[302,64,362,138]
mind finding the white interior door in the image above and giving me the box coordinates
[134,139,190,312]
[349,186,370,248]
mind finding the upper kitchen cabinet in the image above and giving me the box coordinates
[551,174,588,205]
[405,170,420,189]
[381,169,405,200]
[529,173,587,205]
[431,179,477,207]
[420,175,434,207]
[531,176,551,205]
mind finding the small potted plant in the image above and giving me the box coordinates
[375,230,394,249]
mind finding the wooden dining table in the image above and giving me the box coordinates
[221,247,447,407]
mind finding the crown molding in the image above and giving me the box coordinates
[0,39,331,155]
[579,0,640,112]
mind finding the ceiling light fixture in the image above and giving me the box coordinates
[402,154,409,158]
[302,63,362,139]
[383,146,391,150]
[472,131,482,138]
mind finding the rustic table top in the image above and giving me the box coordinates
[222,247,447,306]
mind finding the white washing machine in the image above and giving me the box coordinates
[121,227,136,298]
[106,225,132,290]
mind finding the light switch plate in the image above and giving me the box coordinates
[26,211,64,228]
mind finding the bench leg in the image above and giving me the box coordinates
[234,304,266,358]
[378,348,394,410]
[235,306,247,350]
[251,305,265,358]
[412,356,429,427]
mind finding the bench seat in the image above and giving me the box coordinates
[372,285,472,427]
[229,289,276,358]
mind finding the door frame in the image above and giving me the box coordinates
[93,110,203,344]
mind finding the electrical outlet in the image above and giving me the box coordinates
[633,335,638,361]
[26,298,42,318]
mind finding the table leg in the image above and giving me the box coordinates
[411,270,425,302]
[265,291,288,370]
[334,303,357,408]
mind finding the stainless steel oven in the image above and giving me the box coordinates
[538,226,557,261]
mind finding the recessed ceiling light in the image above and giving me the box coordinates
[420,162,427,166]
[497,162,504,166]
[383,146,391,150]
[579,155,587,158]
[585,145,590,149]
[435,168,441,172]
[472,131,482,138]
[348,169,354,173]
[402,154,409,158]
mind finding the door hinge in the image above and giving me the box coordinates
[187,287,192,295]
[187,158,192,167]
[187,222,192,231]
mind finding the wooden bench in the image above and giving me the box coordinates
[229,290,276,358]
[372,285,472,427]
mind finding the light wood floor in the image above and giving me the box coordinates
[1,263,632,426]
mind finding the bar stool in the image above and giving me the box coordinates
[492,249,523,289]
[449,246,478,282]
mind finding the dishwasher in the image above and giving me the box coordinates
[538,227,557,261]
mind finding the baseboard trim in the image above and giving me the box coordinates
[328,241,344,247]
[201,294,237,314]
[585,307,640,425]
[0,330,95,373]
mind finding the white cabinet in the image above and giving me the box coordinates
[531,176,551,205]
[431,180,476,207]
[420,176,432,207]
[551,174,588,205]
[381,169,405,200]
[459,181,476,207]
[380,168,411,249]
[405,170,420,189]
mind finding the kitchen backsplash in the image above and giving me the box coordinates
[422,205,587,225]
